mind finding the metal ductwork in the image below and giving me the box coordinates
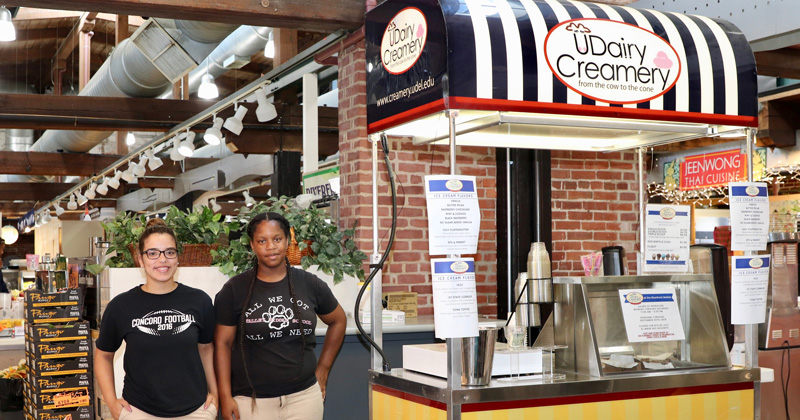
[30,19,239,154]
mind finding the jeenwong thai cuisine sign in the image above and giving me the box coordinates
[680,149,746,191]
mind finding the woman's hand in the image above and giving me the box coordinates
[315,366,331,401]
[203,392,217,410]
[109,398,132,420]
[219,395,240,420]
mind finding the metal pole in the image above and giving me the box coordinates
[638,147,647,273]
[445,110,462,420]
[370,134,383,371]
[744,128,761,420]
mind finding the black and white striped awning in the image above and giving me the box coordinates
[366,0,758,135]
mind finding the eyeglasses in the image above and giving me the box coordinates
[142,248,179,260]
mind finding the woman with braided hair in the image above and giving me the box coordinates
[214,212,346,420]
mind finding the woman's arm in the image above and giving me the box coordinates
[94,349,131,420]
[214,324,239,420]
[198,342,218,409]
[315,304,346,401]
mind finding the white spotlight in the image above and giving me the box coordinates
[133,156,148,177]
[75,189,88,206]
[42,210,52,224]
[67,193,78,210]
[96,178,110,196]
[204,118,224,145]
[0,7,16,42]
[255,88,277,122]
[108,171,122,189]
[178,132,196,157]
[84,183,98,200]
[125,132,136,146]
[146,149,164,171]
[243,190,256,207]
[53,202,65,217]
[170,135,186,161]
[198,73,219,99]
[210,198,222,213]
[121,164,137,183]
[264,31,274,58]
[223,105,248,136]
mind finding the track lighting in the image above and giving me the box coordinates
[0,6,16,42]
[42,210,52,224]
[133,156,148,177]
[126,132,136,146]
[210,198,222,213]
[108,171,122,189]
[255,88,277,122]
[170,135,186,161]
[264,30,274,58]
[178,131,196,157]
[204,118,224,145]
[54,201,65,216]
[146,149,163,171]
[243,190,256,207]
[67,193,78,210]
[198,73,219,99]
[75,189,88,206]
[223,104,248,136]
[121,164,137,183]
[84,182,98,200]
[96,178,110,196]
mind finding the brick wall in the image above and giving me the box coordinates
[550,150,640,276]
[337,40,498,316]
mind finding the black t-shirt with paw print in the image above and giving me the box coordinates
[215,267,339,398]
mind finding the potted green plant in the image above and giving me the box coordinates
[212,196,366,284]
[102,212,146,268]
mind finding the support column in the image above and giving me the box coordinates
[79,30,94,92]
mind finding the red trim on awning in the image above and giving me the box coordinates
[367,98,447,134]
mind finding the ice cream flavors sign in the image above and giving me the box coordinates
[545,18,681,104]
[381,7,427,75]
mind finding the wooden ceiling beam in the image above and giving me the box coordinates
[0,151,216,176]
[755,49,800,80]
[7,1,365,32]
[226,130,339,157]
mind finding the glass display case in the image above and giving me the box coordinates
[553,274,731,377]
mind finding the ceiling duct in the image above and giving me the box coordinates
[131,20,197,83]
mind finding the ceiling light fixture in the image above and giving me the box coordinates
[204,117,224,145]
[42,209,52,224]
[121,164,137,183]
[108,171,122,189]
[178,131,196,157]
[255,87,277,122]
[0,6,16,42]
[264,30,275,58]
[67,193,78,210]
[1,225,19,245]
[145,149,163,171]
[133,155,148,177]
[96,178,110,196]
[53,202,65,217]
[243,190,256,207]
[84,182,98,200]
[170,135,186,161]
[210,198,222,213]
[126,132,136,146]
[198,73,219,99]
[223,104,248,135]
[75,189,88,206]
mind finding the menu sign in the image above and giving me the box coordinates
[731,256,770,325]
[729,182,769,251]
[424,175,480,255]
[618,288,686,342]
[644,204,690,273]
[431,258,478,339]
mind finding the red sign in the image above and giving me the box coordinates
[680,149,745,191]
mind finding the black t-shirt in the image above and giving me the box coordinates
[96,284,215,417]
[215,267,339,398]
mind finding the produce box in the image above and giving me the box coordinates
[26,322,89,343]
[26,339,91,360]
[27,357,91,377]
[24,290,81,308]
[383,291,418,317]
[25,404,93,420]
[24,307,81,325]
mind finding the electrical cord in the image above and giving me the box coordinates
[781,340,791,420]
[354,133,398,372]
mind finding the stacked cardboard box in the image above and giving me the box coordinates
[24,290,94,420]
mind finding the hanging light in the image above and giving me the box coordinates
[67,193,78,210]
[121,163,137,183]
[223,104,249,135]
[198,73,219,99]
[42,210,52,224]
[243,190,256,207]
[133,155,148,177]
[204,117,224,145]
[145,149,163,171]
[170,135,186,161]
[75,189,88,206]
[178,131,196,157]
[96,178,110,196]
[53,201,65,217]
[255,88,277,122]
[0,6,16,42]
[210,198,222,213]
[108,171,122,189]
[264,30,275,58]
[1,225,19,245]
[84,182,98,200]
[125,132,136,146]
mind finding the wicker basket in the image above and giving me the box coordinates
[287,227,312,266]
[128,243,219,267]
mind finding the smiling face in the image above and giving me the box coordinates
[251,219,288,272]
[139,233,179,285]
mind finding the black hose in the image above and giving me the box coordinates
[354,134,398,372]
[781,340,791,420]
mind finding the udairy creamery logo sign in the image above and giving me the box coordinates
[381,7,427,75]
[544,19,681,104]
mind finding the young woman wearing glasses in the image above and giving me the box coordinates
[95,218,218,420]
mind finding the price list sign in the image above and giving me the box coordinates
[424,175,480,256]
[618,288,686,342]
[430,258,478,339]
[644,204,690,273]
[729,182,769,251]
[731,256,770,325]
